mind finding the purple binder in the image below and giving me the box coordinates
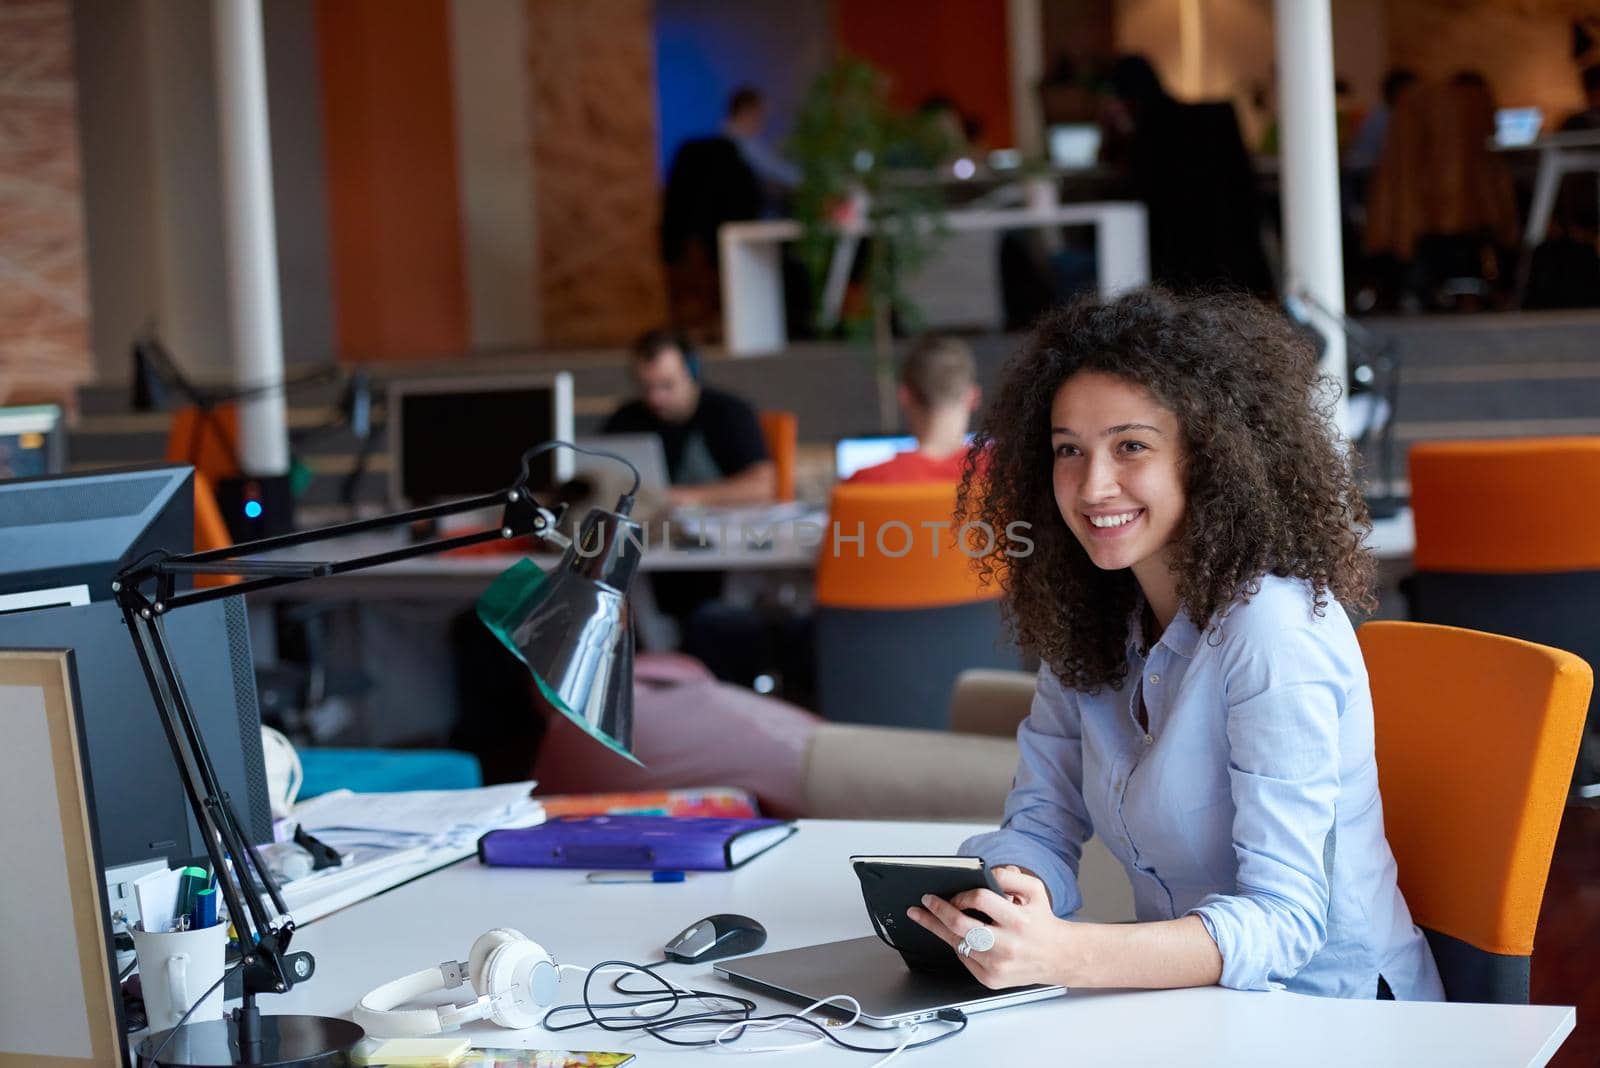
[477,815,797,871]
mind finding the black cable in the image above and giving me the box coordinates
[609,956,669,996]
[520,441,641,502]
[542,958,969,1056]
[144,958,246,1067]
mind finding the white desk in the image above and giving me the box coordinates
[720,203,1149,356]
[1506,129,1600,305]
[1366,507,1414,561]
[271,819,1573,1066]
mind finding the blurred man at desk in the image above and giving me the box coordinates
[605,329,776,508]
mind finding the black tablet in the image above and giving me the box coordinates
[850,854,1000,973]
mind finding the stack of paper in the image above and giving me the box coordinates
[291,780,545,851]
[274,782,545,921]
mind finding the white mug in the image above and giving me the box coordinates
[130,921,228,1031]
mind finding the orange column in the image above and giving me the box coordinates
[316,0,468,361]
[835,0,1014,149]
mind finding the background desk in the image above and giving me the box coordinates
[720,203,1150,356]
[271,819,1573,1066]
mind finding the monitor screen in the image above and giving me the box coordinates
[389,373,575,506]
[0,404,65,480]
[0,464,194,606]
[1494,107,1543,148]
[835,435,919,480]
[1047,123,1102,170]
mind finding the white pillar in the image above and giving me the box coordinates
[212,0,288,475]
[1273,0,1348,433]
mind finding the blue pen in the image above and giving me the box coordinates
[585,870,687,884]
[190,887,218,929]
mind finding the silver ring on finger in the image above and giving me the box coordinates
[958,925,995,956]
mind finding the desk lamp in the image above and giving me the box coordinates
[113,441,643,1067]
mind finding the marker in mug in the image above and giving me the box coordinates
[585,870,687,884]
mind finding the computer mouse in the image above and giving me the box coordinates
[663,913,768,964]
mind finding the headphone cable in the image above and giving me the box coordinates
[542,958,969,1058]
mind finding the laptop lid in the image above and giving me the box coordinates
[834,435,918,481]
[573,434,671,495]
[715,935,1065,1028]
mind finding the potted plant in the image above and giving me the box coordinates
[788,58,956,430]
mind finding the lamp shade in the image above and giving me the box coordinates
[478,506,645,763]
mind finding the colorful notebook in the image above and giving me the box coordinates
[477,815,796,871]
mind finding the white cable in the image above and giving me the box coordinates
[868,1022,918,1068]
[552,960,935,1062]
[711,993,865,1054]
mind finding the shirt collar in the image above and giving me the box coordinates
[1127,599,1203,661]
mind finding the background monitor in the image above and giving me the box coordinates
[0,464,194,609]
[388,372,576,507]
[0,597,271,869]
[1047,123,1102,170]
[0,403,66,479]
[1494,107,1543,147]
[835,435,919,480]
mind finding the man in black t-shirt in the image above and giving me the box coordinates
[604,330,775,508]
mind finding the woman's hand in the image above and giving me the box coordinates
[906,866,1081,989]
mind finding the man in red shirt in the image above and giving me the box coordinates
[848,335,980,484]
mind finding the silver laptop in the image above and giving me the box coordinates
[715,935,1065,1028]
[573,433,670,497]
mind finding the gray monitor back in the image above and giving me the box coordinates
[0,596,270,868]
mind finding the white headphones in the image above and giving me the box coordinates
[353,928,560,1037]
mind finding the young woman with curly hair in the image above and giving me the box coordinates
[908,289,1443,1001]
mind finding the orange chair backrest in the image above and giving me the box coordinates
[191,472,240,588]
[759,410,797,502]
[166,403,242,487]
[1357,620,1590,955]
[815,481,1002,610]
[1408,437,1600,573]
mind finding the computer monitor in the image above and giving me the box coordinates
[0,597,272,868]
[0,403,66,479]
[388,372,576,507]
[1494,107,1543,148]
[1047,123,1102,170]
[0,463,269,868]
[0,464,194,611]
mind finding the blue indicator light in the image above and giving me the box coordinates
[244,500,263,519]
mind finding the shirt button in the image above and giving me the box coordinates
[1144,733,1154,746]
[1149,673,1161,685]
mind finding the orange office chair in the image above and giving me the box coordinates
[813,482,1020,729]
[165,402,243,486]
[1358,620,1591,1003]
[1407,437,1600,796]
[759,409,797,502]
[191,472,240,588]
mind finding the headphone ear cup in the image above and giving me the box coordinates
[468,928,527,995]
[676,333,700,381]
[481,938,558,1030]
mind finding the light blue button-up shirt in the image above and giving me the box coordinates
[962,575,1445,1000]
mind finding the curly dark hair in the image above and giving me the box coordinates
[957,288,1375,693]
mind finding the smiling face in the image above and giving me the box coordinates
[1050,371,1186,590]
